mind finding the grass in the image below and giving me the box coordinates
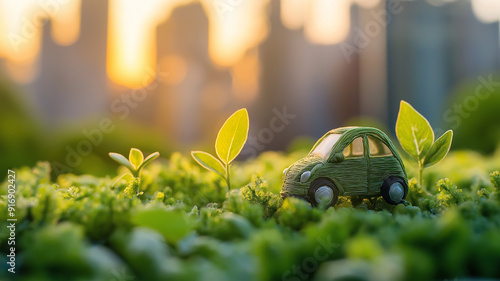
[1,148,500,281]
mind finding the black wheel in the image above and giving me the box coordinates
[308,178,339,208]
[381,176,408,205]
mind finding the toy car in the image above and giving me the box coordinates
[280,127,408,208]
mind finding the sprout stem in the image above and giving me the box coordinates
[418,162,424,189]
[226,164,231,192]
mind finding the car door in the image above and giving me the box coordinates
[330,135,368,196]
[366,134,402,194]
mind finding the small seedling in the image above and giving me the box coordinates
[109,148,159,195]
[191,108,249,192]
[396,101,453,188]
[109,148,160,178]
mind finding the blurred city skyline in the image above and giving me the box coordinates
[0,0,499,155]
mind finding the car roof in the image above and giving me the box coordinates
[326,126,388,138]
[311,126,391,153]
[311,126,406,171]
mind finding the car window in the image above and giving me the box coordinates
[342,137,364,158]
[310,133,342,159]
[368,135,393,157]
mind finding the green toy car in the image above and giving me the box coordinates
[280,127,408,208]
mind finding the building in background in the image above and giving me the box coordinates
[0,0,499,157]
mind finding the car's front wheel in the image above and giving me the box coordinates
[308,178,339,208]
[380,176,408,204]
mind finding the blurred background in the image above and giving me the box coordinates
[1,0,500,177]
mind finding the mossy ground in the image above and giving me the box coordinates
[1,149,500,281]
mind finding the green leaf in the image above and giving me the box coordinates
[109,152,134,172]
[129,148,144,169]
[191,151,226,178]
[423,130,453,168]
[138,152,160,171]
[131,209,191,244]
[396,101,434,161]
[215,108,249,164]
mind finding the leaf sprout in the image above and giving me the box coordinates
[396,101,453,188]
[109,148,160,194]
[191,108,249,192]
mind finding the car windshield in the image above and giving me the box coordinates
[309,134,342,159]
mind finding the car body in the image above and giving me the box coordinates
[280,127,408,207]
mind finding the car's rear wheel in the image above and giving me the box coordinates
[380,176,408,204]
[308,178,339,208]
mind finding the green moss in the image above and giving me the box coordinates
[3,150,500,281]
[491,171,500,189]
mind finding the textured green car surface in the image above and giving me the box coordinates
[281,127,408,202]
